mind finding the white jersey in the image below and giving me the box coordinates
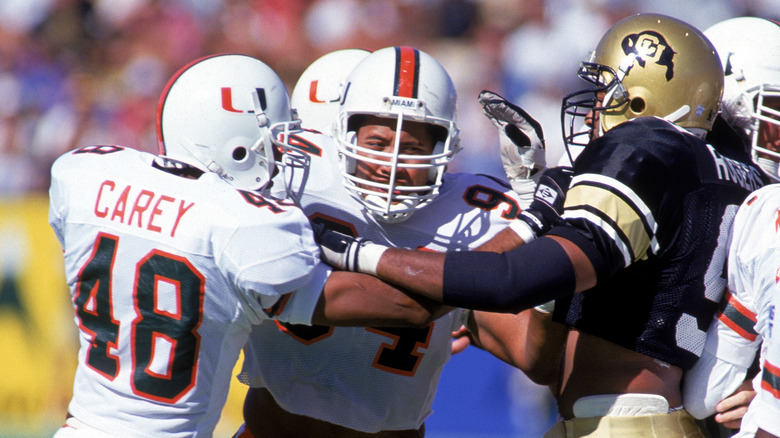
[240,131,528,432]
[49,145,331,438]
[683,184,780,437]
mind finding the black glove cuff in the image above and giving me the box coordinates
[518,208,547,237]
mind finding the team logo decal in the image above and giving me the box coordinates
[621,31,676,81]
[221,87,266,113]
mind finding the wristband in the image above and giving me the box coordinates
[508,219,537,243]
[357,242,388,276]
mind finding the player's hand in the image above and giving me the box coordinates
[515,166,573,239]
[451,325,472,355]
[479,90,546,190]
[713,380,756,429]
[311,222,387,275]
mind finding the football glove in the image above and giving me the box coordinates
[311,222,387,275]
[510,166,573,242]
[478,90,546,192]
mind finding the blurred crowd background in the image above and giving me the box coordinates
[0,1,778,437]
[1,0,778,197]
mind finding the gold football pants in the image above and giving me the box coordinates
[542,409,708,438]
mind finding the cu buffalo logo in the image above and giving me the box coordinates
[621,31,676,81]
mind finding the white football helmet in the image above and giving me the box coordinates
[704,17,780,181]
[336,46,460,223]
[291,48,371,134]
[157,54,302,191]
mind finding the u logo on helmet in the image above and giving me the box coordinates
[621,31,676,81]
[221,87,267,113]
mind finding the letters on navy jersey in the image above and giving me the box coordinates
[704,143,764,191]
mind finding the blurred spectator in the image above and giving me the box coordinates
[0,0,776,197]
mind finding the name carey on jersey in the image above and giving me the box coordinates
[705,144,764,191]
[93,179,195,238]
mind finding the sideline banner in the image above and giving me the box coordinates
[0,196,74,435]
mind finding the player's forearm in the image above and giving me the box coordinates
[375,248,447,301]
[682,347,749,419]
[313,271,450,327]
[469,309,565,385]
[375,235,594,313]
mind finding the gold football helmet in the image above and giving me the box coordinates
[563,13,724,153]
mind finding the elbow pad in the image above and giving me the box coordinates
[442,237,576,312]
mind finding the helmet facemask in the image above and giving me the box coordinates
[751,85,780,180]
[562,60,629,164]
[335,46,460,224]
[337,108,458,224]
[250,90,306,193]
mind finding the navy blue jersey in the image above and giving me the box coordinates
[550,117,766,370]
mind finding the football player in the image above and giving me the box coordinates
[314,14,768,437]
[50,54,447,438]
[683,16,780,438]
[237,46,545,437]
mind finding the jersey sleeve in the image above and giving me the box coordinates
[682,315,753,419]
[754,285,780,436]
[683,187,777,419]
[217,197,326,325]
[557,118,692,276]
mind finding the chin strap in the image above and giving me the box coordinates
[663,105,691,124]
[188,143,233,182]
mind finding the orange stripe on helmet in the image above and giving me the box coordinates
[394,47,419,98]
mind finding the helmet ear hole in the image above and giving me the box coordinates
[232,146,248,162]
[630,97,646,114]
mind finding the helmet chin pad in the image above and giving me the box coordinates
[363,194,421,223]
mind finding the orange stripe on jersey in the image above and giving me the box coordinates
[394,47,419,98]
[717,290,758,341]
[761,360,780,399]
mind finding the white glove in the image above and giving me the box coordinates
[312,222,388,275]
[479,90,546,192]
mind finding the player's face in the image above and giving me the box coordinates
[757,96,780,157]
[354,116,436,198]
[585,91,606,141]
